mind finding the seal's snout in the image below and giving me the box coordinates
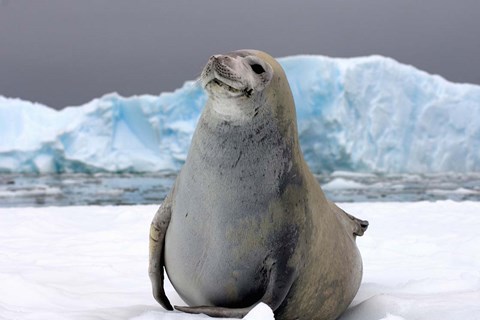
[204,54,243,91]
[209,55,220,61]
[210,55,231,63]
[209,55,223,67]
[210,55,235,75]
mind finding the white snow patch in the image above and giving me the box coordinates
[322,178,368,190]
[0,201,479,319]
[428,187,479,195]
[331,171,378,179]
[243,303,275,320]
[0,186,61,198]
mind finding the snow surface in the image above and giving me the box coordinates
[0,202,479,320]
[1,55,480,174]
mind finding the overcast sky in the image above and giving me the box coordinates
[1,0,479,109]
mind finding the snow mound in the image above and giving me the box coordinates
[1,55,480,173]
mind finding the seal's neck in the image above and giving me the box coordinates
[206,92,268,125]
[186,101,302,174]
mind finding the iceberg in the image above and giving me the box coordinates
[1,55,479,174]
[0,83,206,173]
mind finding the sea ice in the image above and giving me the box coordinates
[322,178,368,190]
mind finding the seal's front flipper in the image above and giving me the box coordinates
[174,305,251,318]
[149,189,175,311]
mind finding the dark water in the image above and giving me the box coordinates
[1,171,479,208]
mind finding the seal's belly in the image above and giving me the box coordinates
[164,214,268,307]
[163,150,285,307]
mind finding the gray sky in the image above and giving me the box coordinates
[1,0,479,109]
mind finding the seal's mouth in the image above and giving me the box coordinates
[207,78,253,97]
[210,78,241,93]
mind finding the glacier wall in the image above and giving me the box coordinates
[1,55,479,174]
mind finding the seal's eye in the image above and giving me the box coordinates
[250,64,265,74]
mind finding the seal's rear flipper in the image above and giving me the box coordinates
[174,305,251,318]
[328,200,369,237]
[349,215,369,236]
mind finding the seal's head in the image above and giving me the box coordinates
[200,50,295,123]
[201,50,273,98]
